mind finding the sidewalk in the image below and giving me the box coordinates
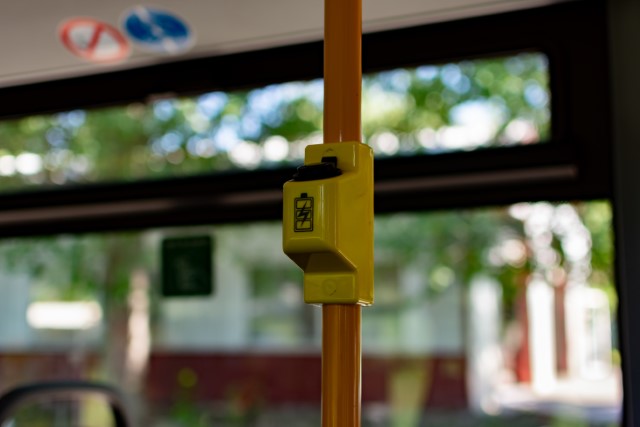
[495,373,622,424]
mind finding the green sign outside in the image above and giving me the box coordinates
[162,236,213,297]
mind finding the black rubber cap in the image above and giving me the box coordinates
[292,160,342,181]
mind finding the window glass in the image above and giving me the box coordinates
[0,201,619,426]
[0,53,549,193]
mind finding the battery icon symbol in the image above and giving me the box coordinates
[294,193,314,232]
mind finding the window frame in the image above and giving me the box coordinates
[0,1,611,238]
[0,0,632,424]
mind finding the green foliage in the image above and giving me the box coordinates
[375,209,523,298]
[0,53,549,192]
[375,201,616,325]
[362,53,549,145]
[0,232,147,305]
[580,201,617,310]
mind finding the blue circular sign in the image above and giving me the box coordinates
[123,6,193,54]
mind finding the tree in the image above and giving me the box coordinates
[0,52,548,190]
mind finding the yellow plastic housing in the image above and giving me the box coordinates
[283,142,374,305]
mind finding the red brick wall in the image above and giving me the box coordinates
[146,352,467,408]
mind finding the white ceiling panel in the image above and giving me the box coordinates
[0,0,566,88]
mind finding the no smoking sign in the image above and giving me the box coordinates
[59,18,130,63]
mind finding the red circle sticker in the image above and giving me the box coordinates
[59,18,130,63]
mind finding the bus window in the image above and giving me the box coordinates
[0,53,549,194]
[0,200,619,426]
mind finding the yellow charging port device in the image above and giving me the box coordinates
[283,141,373,305]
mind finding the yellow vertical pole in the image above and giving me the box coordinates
[322,304,361,426]
[322,0,362,425]
[324,0,362,144]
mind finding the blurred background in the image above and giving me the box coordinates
[0,52,621,426]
